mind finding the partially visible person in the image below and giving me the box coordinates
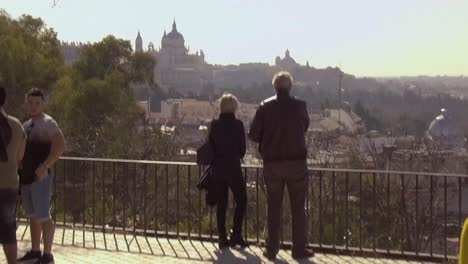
[460,218,468,264]
[0,85,26,264]
[208,93,248,249]
[18,88,65,264]
[249,71,314,260]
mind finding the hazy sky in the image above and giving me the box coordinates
[2,0,468,77]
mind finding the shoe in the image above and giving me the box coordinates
[292,248,315,259]
[18,250,41,263]
[38,253,55,264]
[218,238,230,249]
[230,235,248,248]
[263,251,276,261]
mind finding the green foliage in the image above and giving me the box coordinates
[49,35,159,158]
[0,10,63,116]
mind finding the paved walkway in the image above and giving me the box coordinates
[1,225,436,263]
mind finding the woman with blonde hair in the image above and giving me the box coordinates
[208,93,247,249]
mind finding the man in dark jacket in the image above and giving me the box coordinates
[249,71,313,260]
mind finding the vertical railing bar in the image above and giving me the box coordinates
[82,161,86,247]
[123,163,127,233]
[256,168,259,244]
[430,175,433,256]
[154,164,158,236]
[198,166,202,240]
[306,170,310,246]
[133,163,137,235]
[444,175,447,259]
[459,176,462,246]
[319,170,323,247]
[176,165,180,236]
[345,171,349,250]
[187,165,191,238]
[72,160,76,246]
[244,167,248,242]
[112,163,116,234]
[92,161,96,248]
[332,171,336,249]
[415,174,419,256]
[62,160,67,246]
[144,163,148,234]
[386,172,390,253]
[113,163,118,251]
[102,162,107,250]
[165,164,169,236]
[400,174,405,254]
[359,172,362,251]
[373,172,376,252]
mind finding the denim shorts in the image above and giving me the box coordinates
[21,174,53,222]
[0,188,17,244]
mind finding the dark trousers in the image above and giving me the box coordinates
[263,160,308,254]
[216,174,247,239]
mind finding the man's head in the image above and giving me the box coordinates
[441,108,449,118]
[26,88,45,117]
[0,85,6,108]
[272,71,293,96]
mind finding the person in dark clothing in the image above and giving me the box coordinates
[249,71,314,261]
[208,93,247,249]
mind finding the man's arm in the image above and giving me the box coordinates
[43,131,65,168]
[303,102,310,132]
[35,129,65,181]
[17,130,26,163]
[239,122,246,159]
[248,107,264,143]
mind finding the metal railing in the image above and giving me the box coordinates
[18,157,466,262]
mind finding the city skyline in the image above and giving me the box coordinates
[2,0,468,77]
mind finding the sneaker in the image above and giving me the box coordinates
[17,250,41,263]
[38,253,55,264]
[292,248,315,259]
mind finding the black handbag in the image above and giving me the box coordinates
[196,141,214,165]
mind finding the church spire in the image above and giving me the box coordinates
[172,18,177,32]
[135,30,143,52]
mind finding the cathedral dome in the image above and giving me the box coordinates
[164,20,185,42]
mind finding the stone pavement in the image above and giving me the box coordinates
[1,224,436,263]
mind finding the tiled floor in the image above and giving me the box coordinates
[1,224,437,263]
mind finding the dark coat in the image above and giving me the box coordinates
[197,113,246,207]
[208,113,246,179]
[248,94,309,163]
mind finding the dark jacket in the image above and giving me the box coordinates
[208,113,246,178]
[248,94,309,163]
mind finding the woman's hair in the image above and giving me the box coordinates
[0,85,12,162]
[219,93,239,114]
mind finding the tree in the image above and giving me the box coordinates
[50,35,159,158]
[0,10,63,116]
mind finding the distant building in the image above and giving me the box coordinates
[136,20,212,94]
[310,106,365,135]
[275,49,300,71]
[137,98,257,126]
[60,41,83,66]
[427,108,465,149]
